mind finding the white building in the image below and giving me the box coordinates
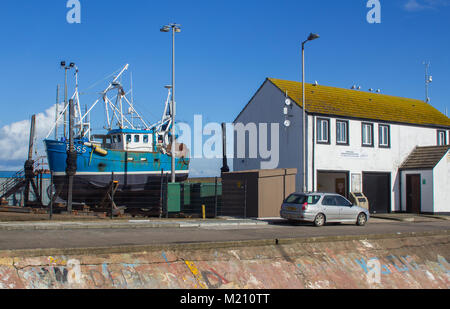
[233,78,450,214]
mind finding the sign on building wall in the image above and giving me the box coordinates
[341,150,369,159]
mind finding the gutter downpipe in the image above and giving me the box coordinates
[312,115,316,192]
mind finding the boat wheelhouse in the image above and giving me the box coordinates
[44,64,189,211]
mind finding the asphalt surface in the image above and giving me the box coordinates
[0,219,449,251]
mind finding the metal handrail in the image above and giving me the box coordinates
[0,156,49,197]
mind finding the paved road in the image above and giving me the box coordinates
[0,220,449,251]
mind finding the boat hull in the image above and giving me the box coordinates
[52,172,188,209]
[45,139,189,209]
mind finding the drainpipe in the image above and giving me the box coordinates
[312,115,316,192]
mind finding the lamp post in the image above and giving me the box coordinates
[160,23,181,183]
[302,33,319,193]
[60,61,75,139]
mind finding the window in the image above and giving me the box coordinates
[437,130,447,146]
[362,123,374,147]
[112,135,117,143]
[126,135,132,143]
[317,118,330,144]
[379,124,390,148]
[322,196,338,206]
[335,196,352,207]
[285,194,321,205]
[117,135,122,143]
[336,120,349,145]
[134,135,140,143]
[284,194,306,204]
[143,135,149,144]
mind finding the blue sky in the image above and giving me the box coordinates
[0,0,449,175]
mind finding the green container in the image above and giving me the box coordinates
[183,183,191,205]
[167,183,181,213]
[199,183,222,197]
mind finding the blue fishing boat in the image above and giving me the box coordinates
[44,64,189,209]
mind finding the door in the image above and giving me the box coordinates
[335,195,356,221]
[335,178,346,197]
[406,175,421,214]
[322,195,340,221]
[363,173,391,214]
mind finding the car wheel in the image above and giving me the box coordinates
[314,214,326,227]
[357,213,367,226]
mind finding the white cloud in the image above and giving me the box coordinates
[0,104,62,169]
[404,0,450,11]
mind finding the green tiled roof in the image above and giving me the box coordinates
[269,78,450,128]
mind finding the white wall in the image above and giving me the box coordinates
[433,150,450,213]
[401,170,434,213]
[234,81,449,211]
[308,115,442,212]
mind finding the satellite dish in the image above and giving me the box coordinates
[284,120,291,127]
[285,99,292,106]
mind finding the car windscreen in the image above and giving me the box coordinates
[285,195,320,205]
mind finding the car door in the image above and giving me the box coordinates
[335,196,356,221]
[322,195,340,222]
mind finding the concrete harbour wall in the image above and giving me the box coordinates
[0,233,449,289]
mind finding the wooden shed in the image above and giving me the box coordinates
[221,168,297,218]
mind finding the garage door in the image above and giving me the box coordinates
[363,173,391,214]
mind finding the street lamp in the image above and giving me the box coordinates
[60,61,76,139]
[301,33,319,193]
[160,23,181,183]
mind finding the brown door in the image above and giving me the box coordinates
[406,175,421,214]
[335,178,346,197]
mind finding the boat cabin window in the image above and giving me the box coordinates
[117,135,122,143]
[112,136,117,143]
[126,135,132,143]
[143,135,149,144]
[134,135,140,143]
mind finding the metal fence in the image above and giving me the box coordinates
[43,175,249,219]
[163,178,248,219]
[2,173,249,220]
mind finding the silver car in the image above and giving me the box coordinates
[280,192,370,227]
